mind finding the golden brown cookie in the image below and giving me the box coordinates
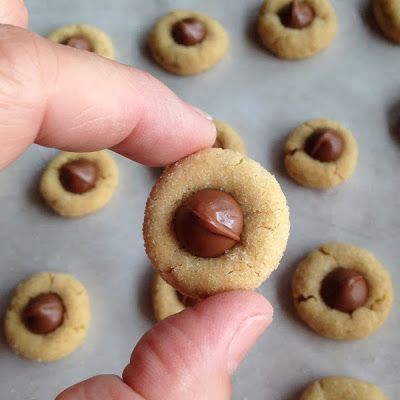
[292,243,393,340]
[4,272,90,362]
[373,0,400,43]
[284,119,358,189]
[300,376,388,400]
[148,10,229,75]
[213,119,246,154]
[47,24,114,59]
[258,0,337,60]
[143,149,290,298]
[40,151,118,218]
[152,272,199,321]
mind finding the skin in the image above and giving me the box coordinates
[1,2,274,399]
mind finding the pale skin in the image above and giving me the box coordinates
[1,2,273,399]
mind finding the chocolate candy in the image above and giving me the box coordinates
[305,128,345,162]
[174,189,243,258]
[59,159,98,194]
[64,36,93,51]
[172,18,207,46]
[212,138,223,149]
[22,293,65,334]
[280,1,315,29]
[320,267,369,313]
[176,291,199,307]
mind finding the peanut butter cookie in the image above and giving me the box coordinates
[143,149,290,298]
[148,10,229,75]
[40,151,118,218]
[213,119,246,154]
[284,119,358,189]
[258,0,337,60]
[300,376,388,400]
[152,272,199,321]
[4,272,90,362]
[373,0,400,43]
[292,243,393,340]
[48,24,114,59]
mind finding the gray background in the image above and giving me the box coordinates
[1,0,399,398]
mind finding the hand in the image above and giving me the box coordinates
[57,292,272,400]
[1,3,273,399]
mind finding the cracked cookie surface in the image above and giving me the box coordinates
[292,243,393,340]
[284,119,358,189]
[300,376,388,400]
[373,0,400,43]
[143,149,290,298]
[40,151,118,218]
[214,119,246,154]
[4,272,90,362]
[257,0,337,60]
[48,24,114,59]
[148,10,228,75]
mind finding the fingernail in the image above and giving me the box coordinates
[228,314,272,374]
[188,104,213,121]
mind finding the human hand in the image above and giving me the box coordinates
[57,292,272,400]
[0,1,215,169]
[1,3,273,399]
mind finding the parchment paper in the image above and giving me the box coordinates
[1,0,399,398]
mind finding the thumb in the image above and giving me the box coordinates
[123,291,272,400]
[56,291,272,400]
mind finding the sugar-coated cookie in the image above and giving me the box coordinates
[213,119,246,154]
[300,376,388,400]
[40,151,118,218]
[4,272,90,362]
[143,149,290,298]
[258,0,337,60]
[148,10,228,75]
[48,24,114,59]
[373,0,400,43]
[284,119,358,189]
[292,243,393,340]
[152,272,199,321]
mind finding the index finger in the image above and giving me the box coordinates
[0,25,216,169]
[0,0,28,28]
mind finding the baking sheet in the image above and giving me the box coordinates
[1,0,400,398]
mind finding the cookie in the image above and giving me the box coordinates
[148,10,229,75]
[143,148,290,298]
[152,272,199,321]
[300,376,388,400]
[40,151,118,218]
[373,0,400,43]
[48,24,114,59]
[213,119,246,154]
[284,119,358,189]
[4,272,90,362]
[292,243,393,340]
[258,0,337,60]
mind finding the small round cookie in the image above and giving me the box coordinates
[40,151,118,218]
[300,376,388,400]
[4,272,90,362]
[284,119,358,189]
[48,24,114,59]
[258,0,337,60]
[143,148,290,298]
[148,10,229,75]
[292,243,393,340]
[373,0,400,43]
[152,272,199,321]
[213,119,246,154]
